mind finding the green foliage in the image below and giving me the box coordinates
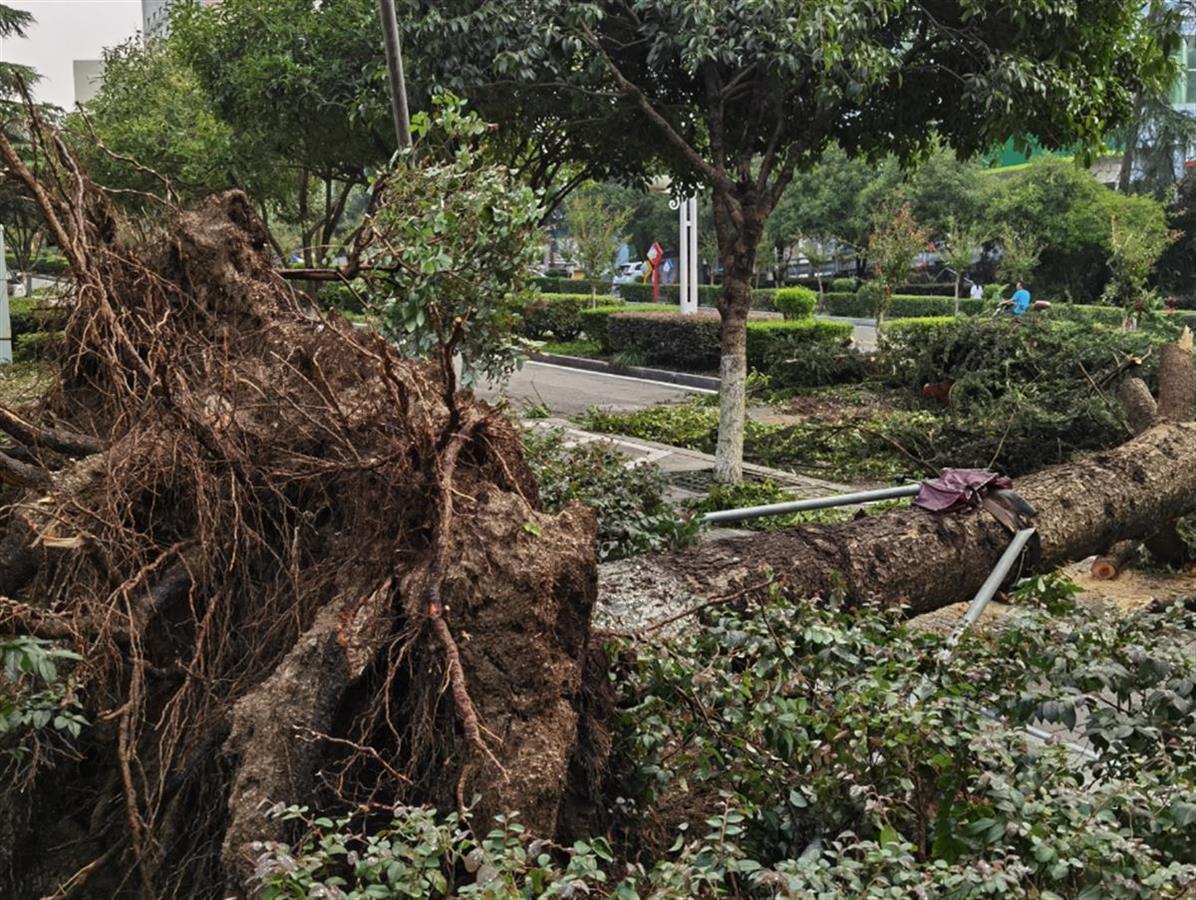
[373,97,544,385]
[856,281,885,318]
[868,202,930,327]
[14,330,63,364]
[519,293,621,340]
[316,282,367,316]
[522,429,699,561]
[603,312,850,373]
[1,636,86,772]
[256,588,1196,897]
[72,38,244,206]
[1105,198,1174,309]
[765,342,870,389]
[533,276,611,295]
[830,277,857,293]
[771,287,816,320]
[564,184,632,279]
[616,282,724,307]
[577,303,660,352]
[996,225,1044,285]
[876,316,1173,472]
[537,338,602,358]
[685,479,898,531]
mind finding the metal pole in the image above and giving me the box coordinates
[678,196,689,314]
[701,483,921,525]
[377,0,411,149]
[687,196,699,311]
[0,226,10,365]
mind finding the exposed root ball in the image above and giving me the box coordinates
[0,124,599,899]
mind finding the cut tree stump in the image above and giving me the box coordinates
[1091,540,1138,580]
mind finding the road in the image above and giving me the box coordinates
[819,315,878,351]
[477,360,710,416]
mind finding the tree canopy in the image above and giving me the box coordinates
[410,0,1181,481]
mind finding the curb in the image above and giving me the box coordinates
[529,352,720,391]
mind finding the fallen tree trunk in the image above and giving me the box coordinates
[601,418,1196,618]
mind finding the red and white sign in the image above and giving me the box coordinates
[646,242,664,265]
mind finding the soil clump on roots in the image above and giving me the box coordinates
[0,125,601,898]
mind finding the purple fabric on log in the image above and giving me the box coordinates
[914,468,1013,514]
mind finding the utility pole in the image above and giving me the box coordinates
[377,0,412,149]
[0,226,10,364]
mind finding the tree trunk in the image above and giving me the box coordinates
[710,189,767,484]
[1118,95,1143,194]
[600,419,1196,617]
[953,272,962,317]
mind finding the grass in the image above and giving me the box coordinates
[536,338,603,358]
[0,361,52,407]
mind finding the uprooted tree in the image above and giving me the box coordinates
[0,108,605,898]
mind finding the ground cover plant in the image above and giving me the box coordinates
[253,579,1196,897]
[523,428,699,560]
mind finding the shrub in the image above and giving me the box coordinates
[315,281,366,315]
[519,292,620,340]
[577,302,658,351]
[7,298,65,337]
[607,310,723,369]
[745,319,853,374]
[523,428,699,560]
[983,283,1004,300]
[892,282,958,297]
[13,331,64,363]
[616,281,723,307]
[771,286,817,320]
[857,281,884,318]
[532,274,610,295]
[766,341,870,388]
[605,312,851,372]
[831,277,857,292]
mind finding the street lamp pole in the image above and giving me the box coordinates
[676,194,699,314]
[377,0,412,150]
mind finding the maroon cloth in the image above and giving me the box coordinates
[914,468,1012,514]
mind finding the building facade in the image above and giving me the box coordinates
[142,0,221,42]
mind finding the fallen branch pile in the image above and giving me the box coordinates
[0,123,600,898]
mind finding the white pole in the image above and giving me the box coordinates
[678,195,689,314]
[0,226,10,364]
[687,195,699,311]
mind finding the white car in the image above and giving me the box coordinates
[612,261,648,286]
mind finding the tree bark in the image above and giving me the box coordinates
[1157,342,1195,421]
[1118,376,1158,435]
[1091,540,1137,580]
[711,187,767,484]
[600,421,1196,617]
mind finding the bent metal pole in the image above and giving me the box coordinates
[701,483,921,525]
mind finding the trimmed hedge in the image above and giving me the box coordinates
[616,282,724,307]
[830,278,857,293]
[605,310,851,372]
[533,275,612,295]
[520,292,621,340]
[772,287,817,320]
[578,303,660,351]
[893,283,958,297]
[7,297,64,337]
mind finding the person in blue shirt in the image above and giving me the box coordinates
[1010,282,1031,315]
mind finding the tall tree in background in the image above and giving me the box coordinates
[564,184,631,281]
[171,0,394,266]
[942,217,987,314]
[0,4,35,97]
[411,0,1180,482]
[0,4,41,294]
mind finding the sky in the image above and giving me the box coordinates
[1,1,141,110]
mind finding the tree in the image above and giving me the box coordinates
[997,225,1044,286]
[71,39,254,210]
[1157,168,1196,298]
[1104,198,1173,311]
[564,184,632,281]
[170,0,394,267]
[868,202,929,331]
[0,4,35,97]
[942,217,987,313]
[411,0,1182,482]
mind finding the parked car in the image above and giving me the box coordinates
[612,261,648,286]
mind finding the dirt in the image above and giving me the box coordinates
[751,384,910,427]
[910,558,1196,634]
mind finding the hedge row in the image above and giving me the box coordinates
[605,310,851,371]
[533,275,612,295]
[7,297,64,337]
[615,282,725,307]
[519,293,621,340]
[821,292,987,318]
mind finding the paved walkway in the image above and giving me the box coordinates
[818,314,878,351]
[477,359,711,417]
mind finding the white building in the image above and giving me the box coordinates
[143,0,221,42]
[72,59,105,106]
